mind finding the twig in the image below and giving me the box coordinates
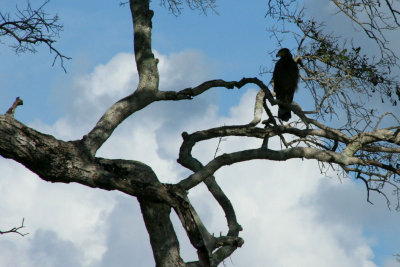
[0,218,29,236]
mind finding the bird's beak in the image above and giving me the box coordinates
[276,50,283,57]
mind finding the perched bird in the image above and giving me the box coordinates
[272,48,299,121]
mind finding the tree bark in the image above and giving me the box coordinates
[140,199,186,267]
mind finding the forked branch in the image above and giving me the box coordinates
[0,218,28,236]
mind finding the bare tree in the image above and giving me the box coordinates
[1,0,400,266]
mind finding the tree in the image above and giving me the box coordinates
[1,0,399,266]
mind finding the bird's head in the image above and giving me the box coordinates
[276,48,292,58]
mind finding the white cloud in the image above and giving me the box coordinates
[157,49,215,90]
[0,160,116,266]
[77,53,137,99]
[1,50,398,267]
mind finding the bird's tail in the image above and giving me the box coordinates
[278,105,291,121]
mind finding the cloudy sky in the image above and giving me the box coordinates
[1,1,400,266]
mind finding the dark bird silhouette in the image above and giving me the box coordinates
[272,48,299,121]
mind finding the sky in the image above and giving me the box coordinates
[1,1,400,267]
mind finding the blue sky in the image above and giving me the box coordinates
[1,0,274,123]
[1,1,400,267]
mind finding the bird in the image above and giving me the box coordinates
[272,48,299,121]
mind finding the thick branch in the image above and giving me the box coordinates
[130,0,159,92]
[0,115,172,202]
[140,199,186,267]
[82,91,156,156]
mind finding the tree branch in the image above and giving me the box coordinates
[139,199,186,266]
[0,115,173,202]
[0,0,70,71]
[130,0,159,92]
[0,218,28,237]
[177,118,399,197]
[5,97,23,117]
